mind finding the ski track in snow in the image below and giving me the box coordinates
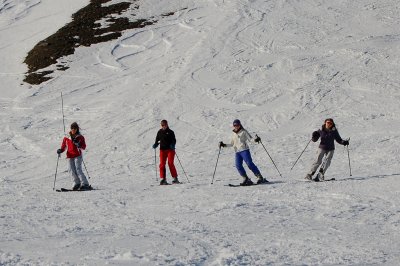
[1,0,400,264]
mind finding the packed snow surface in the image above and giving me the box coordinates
[1,0,400,265]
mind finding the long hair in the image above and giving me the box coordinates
[322,118,336,131]
[71,122,80,135]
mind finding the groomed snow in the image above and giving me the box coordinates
[1,0,400,264]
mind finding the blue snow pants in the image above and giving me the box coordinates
[235,149,261,177]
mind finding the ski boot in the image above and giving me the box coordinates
[317,168,324,181]
[305,171,315,181]
[240,175,254,186]
[72,183,81,191]
[172,177,180,184]
[256,174,269,184]
[79,184,92,191]
[160,178,168,185]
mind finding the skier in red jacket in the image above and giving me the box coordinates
[57,122,91,190]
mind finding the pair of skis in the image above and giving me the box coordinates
[308,178,336,182]
[227,179,271,187]
[56,186,94,192]
[228,176,336,186]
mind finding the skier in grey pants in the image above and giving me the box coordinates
[57,122,91,190]
[305,118,349,181]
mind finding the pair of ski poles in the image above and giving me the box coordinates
[211,136,352,184]
[53,92,91,190]
[153,148,190,183]
[290,138,352,176]
[211,135,282,184]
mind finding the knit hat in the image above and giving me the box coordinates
[70,122,79,130]
[233,119,241,126]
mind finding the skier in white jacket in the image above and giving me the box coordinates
[219,119,269,186]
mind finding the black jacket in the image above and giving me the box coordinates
[155,127,176,150]
[312,125,344,151]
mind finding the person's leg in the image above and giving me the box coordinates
[321,150,335,174]
[159,150,168,179]
[242,150,267,183]
[236,151,254,185]
[241,150,261,176]
[309,149,326,175]
[75,156,89,186]
[68,158,80,189]
[167,150,178,178]
[235,152,246,177]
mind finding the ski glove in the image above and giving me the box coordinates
[57,149,63,154]
[152,143,159,149]
[219,141,226,148]
[254,136,261,143]
[342,140,349,146]
[312,131,320,142]
[170,144,175,150]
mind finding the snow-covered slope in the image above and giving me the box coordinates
[1,0,400,264]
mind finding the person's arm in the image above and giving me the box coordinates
[57,137,67,154]
[312,130,320,142]
[335,130,348,146]
[153,131,160,149]
[170,130,176,149]
[76,135,86,150]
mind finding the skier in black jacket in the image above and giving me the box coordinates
[152,120,179,185]
[305,118,349,181]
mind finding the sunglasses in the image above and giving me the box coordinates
[326,121,333,124]
[233,124,240,127]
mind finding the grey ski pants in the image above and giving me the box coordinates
[308,148,334,175]
[68,156,89,186]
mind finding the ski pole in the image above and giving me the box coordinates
[256,135,283,178]
[61,92,66,136]
[290,138,312,170]
[53,154,60,190]
[81,155,91,179]
[175,151,190,183]
[76,146,91,179]
[211,147,222,184]
[346,138,352,176]
[154,148,158,181]
[53,92,65,190]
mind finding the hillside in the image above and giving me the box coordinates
[1,0,400,264]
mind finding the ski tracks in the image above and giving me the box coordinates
[0,0,40,27]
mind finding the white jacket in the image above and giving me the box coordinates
[225,128,256,153]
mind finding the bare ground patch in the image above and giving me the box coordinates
[24,0,178,85]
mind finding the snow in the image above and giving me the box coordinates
[1,0,400,265]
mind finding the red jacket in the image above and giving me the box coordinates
[60,134,86,158]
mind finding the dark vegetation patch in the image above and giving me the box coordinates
[24,0,178,85]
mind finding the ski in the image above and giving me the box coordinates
[56,186,94,192]
[152,182,184,187]
[227,182,270,187]
[308,178,336,182]
[159,182,183,186]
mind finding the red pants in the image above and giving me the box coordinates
[159,149,177,179]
